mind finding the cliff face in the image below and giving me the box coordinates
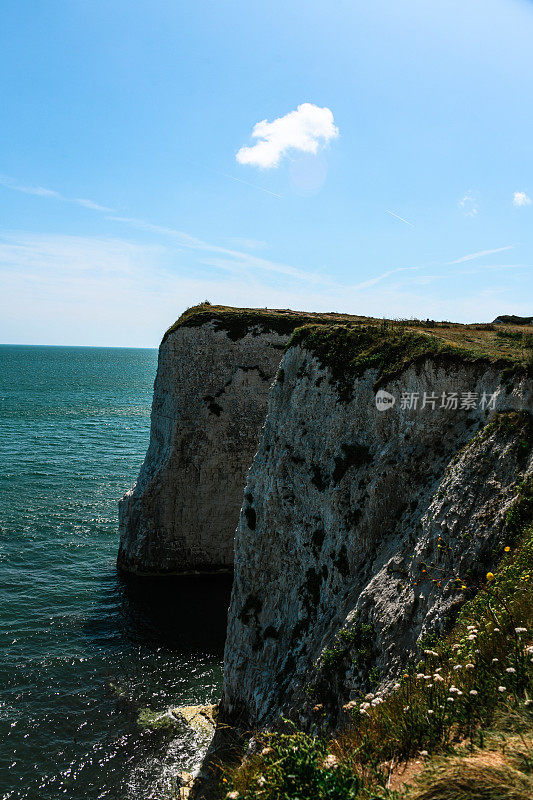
[118,321,287,574]
[221,337,532,731]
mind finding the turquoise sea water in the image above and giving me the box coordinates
[0,345,231,800]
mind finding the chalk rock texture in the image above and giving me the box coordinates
[118,322,287,574]
[221,344,532,730]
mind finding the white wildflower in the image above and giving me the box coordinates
[257,776,266,786]
[404,705,410,712]
[469,690,478,696]
[492,658,499,663]
[498,686,506,693]
[452,644,461,651]
[447,697,454,702]
[323,755,338,769]
[434,673,445,682]
[524,699,532,707]
[453,665,462,671]
[364,693,375,701]
[393,683,401,690]
[420,750,429,757]
[449,686,459,694]
[515,627,527,634]
[424,650,438,657]
[416,673,425,679]
[506,668,516,674]
[468,634,476,641]
[227,792,239,799]
[493,628,500,633]
[427,709,434,715]
[465,664,475,670]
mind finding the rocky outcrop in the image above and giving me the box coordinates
[118,318,288,574]
[117,306,347,574]
[220,336,532,732]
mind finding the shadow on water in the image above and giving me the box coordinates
[115,571,234,654]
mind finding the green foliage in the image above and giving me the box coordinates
[288,323,518,401]
[224,728,384,800]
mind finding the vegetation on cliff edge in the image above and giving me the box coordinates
[220,510,533,800]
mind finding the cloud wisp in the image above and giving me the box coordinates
[236,103,339,169]
[458,191,478,217]
[0,174,115,213]
[448,245,514,264]
[513,191,531,208]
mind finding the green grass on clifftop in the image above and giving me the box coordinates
[289,322,531,398]
[162,306,532,392]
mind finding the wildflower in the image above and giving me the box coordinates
[435,667,443,673]
[371,698,383,706]
[526,647,533,655]
[404,706,410,712]
[467,625,476,631]
[515,627,527,634]
[469,690,478,696]
[449,686,460,694]
[261,747,274,756]
[424,650,438,657]
[466,663,475,670]
[257,776,266,786]
[486,572,495,582]
[453,665,462,671]
[492,658,499,663]
[525,700,532,707]
[452,644,461,651]
[423,675,432,680]
[447,697,454,702]
[505,667,516,674]
[461,585,467,589]
[434,674,445,682]
[427,709,434,715]
[468,634,476,641]
[313,704,324,713]
[342,701,357,712]
[323,755,338,769]
[360,702,371,711]
[416,673,425,679]
[420,750,429,757]
[498,686,506,693]
[493,628,500,633]
[504,546,511,552]
[364,693,375,701]
[227,792,239,799]
[359,709,369,716]
[393,683,401,690]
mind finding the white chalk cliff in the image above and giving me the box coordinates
[221,342,532,732]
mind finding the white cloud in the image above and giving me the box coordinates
[513,191,531,208]
[458,191,478,217]
[236,103,339,169]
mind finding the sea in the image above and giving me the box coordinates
[0,345,231,800]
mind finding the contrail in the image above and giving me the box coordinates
[217,171,283,199]
[386,209,414,227]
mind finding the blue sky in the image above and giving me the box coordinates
[0,0,532,346]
